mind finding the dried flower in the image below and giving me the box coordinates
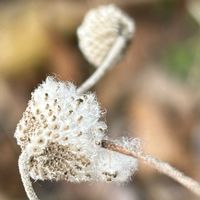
[77,4,135,67]
[15,77,138,187]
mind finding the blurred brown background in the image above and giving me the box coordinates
[0,0,200,199]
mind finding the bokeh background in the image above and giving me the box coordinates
[0,0,200,199]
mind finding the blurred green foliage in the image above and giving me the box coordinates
[162,37,199,80]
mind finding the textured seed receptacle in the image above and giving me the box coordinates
[15,77,138,183]
[77,4,135,67]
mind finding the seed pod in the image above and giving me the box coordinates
[15,76,138,184]
[77,4,135,67]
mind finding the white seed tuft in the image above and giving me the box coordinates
[15,76,138,183]
[77,4,135,67]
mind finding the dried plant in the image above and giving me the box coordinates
[14,4,200,200]
[77,4,134,94]
[15,77,138,200]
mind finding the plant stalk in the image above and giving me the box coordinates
[101,139,200,197]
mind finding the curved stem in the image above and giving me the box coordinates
[77,36,126,94]
[101,139,200,197]
[18,151,40,200]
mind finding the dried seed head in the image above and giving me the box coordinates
[77,4,135,67]
[15,76,138,183]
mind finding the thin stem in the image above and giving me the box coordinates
[77,36,126,94]
[101,139,200,197]
[18,151,39,200]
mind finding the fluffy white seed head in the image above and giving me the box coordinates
[15,76,138,183]
[77,4,135,67]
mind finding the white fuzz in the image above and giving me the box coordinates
[117,137,142,153]
[15,76,138,183]
[77,4,135,67]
